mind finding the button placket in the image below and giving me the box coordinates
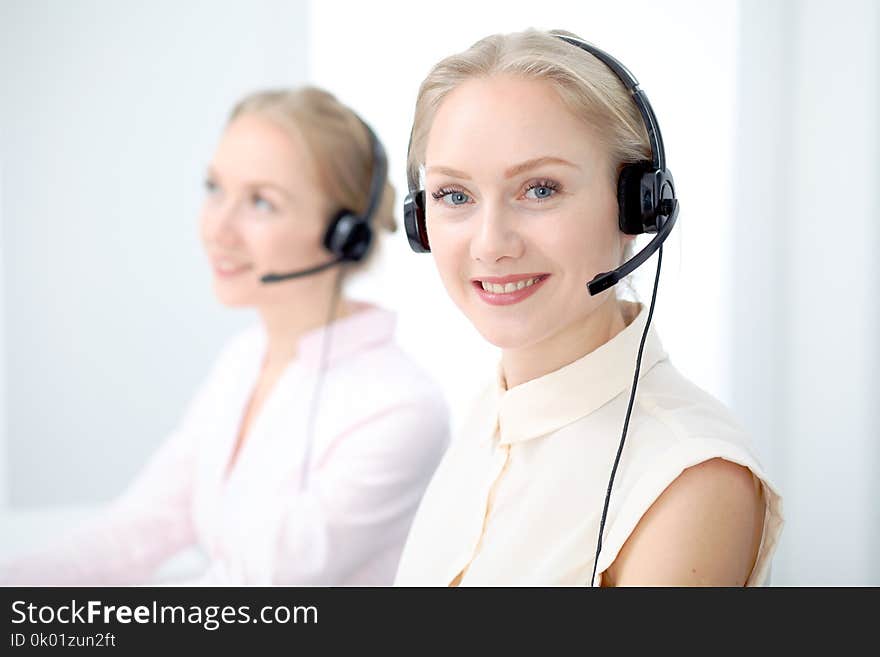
[450,433,512,586]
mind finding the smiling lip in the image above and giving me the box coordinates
[211,260,252,278]
[471,273,550,306]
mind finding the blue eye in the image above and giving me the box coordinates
[524,182,559,200]
[431,188,472,207]
[251,194,275,213]
[204,178,219,195]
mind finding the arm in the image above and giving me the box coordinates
[231,400,449,585]
[0,423,200,586]
[0,346,234,587]
[601,457,765,587]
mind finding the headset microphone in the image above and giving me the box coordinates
[551,35,679,587]
[260,257,345,283]
[260,115,387,494]
[586,197,678,295]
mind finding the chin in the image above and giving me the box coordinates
[468,312,547,351]
[212,286,256,308]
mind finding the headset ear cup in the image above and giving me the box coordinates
[403,190,430,253]
[323,211,348,258]
[618,163,652,234]
[324,211,373,262]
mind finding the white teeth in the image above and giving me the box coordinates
[480,276,541,294]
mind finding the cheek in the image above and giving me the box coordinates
[554,205,622,275]
[251,219,324,262]
[247,232,279,262]
[426,221,469,288]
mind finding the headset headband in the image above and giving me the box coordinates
[552,34,665,171]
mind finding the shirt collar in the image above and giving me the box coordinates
[256,301,397,371]
[493,301,668,446]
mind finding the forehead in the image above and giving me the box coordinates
[425,74,607,176]
[212,113,317,185]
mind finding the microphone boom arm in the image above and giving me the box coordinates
[586,199,678,296]
[260,257,345,284]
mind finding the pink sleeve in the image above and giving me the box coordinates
[0,371,218,585]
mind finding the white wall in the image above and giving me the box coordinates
[784,0,880,587]
[0,0,310,507]
[731,0,880,584]
[308,0,739,437]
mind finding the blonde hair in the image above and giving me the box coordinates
[407,28,652,271]
[231,86,396,271]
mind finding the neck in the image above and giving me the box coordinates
[501,296,630,389]
[257,282,356,371]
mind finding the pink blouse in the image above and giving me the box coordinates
[1,303,450,585]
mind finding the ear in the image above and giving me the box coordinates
[619,233,637,254]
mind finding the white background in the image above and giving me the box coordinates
[1,0,877,585]
[0,0,309,506]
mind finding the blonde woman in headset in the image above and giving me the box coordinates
[394,29,783,586]
[1,87,449,585]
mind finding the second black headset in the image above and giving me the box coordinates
[261,118,388,284]
[402,34,679,296]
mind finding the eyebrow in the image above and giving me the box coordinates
[425,156,580,181]
[503,156,580,179]
[424,165,472,180]
[206,168,294,199]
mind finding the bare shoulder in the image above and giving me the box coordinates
[603,457,765,587]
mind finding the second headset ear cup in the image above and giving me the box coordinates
[617,161,657,235]
[324,211,374,262]
[403,190,430,253]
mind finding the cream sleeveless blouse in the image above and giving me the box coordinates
[394,302,784,586]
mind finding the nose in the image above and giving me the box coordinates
[201,197,241,248]
[469,201,525,263]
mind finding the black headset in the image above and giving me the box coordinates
[403,34,680,586]
[261,118,388,283]
[257,115,387,494]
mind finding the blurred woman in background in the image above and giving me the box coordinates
[1,86,449,585]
